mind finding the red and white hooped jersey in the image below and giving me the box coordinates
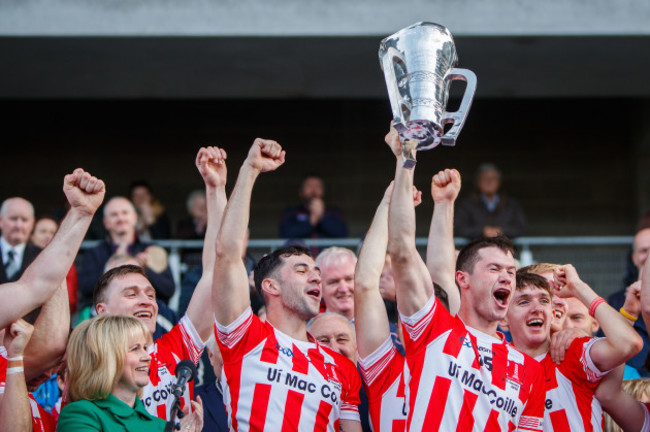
[215,307,361,431]
[0,346,56,432]
[358,336,407,432]
[399,294,545,431]
[141,314,205,420]
[537,337,608,432]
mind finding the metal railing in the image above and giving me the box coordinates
[79,236,635,309]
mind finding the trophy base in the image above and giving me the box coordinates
[396,120,443,151]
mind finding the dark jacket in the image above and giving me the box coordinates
[0,242,41,283]
[454,193,526,239]
[78,237,175,308]
[194,382,229,432]
[279,205,348,239]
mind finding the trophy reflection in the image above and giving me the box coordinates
[379,22,477,168]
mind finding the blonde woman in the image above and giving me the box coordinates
[57,315,202,431]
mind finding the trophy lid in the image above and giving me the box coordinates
[379,22,457,68]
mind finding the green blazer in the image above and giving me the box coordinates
[57,394,166,431]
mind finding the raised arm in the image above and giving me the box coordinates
[596,365,647,432]
[0,319,35,432]
[186,147,228,341]
[427,169,462,315]
[0,169,105,328]
[355,184,394,358]
[555,264,643,372]
[213,139,285,326]
[385,124,434,317]
[23,279,69,381]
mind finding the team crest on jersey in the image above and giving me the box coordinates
[506,362,523,391]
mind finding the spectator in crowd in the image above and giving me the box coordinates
[129,181,171,241]
[278,174,348,249]
[176,190,207,240]
[384,124,544,430]
[213,138,361,430]
[0,197,40,283]
[607,227,650,376]
[0,168,105,330]
[30,216,79,313]
[175,189,209,268]
[505,269,642,430]
[308,312,371,432]
[308,312,358,364]
[454,163,526,239]
[1,318,56,432]
[78,196,175,307]
[193,336,229,432]
[316,247,357,321]
[90,146,227,420]
[57,315,204,432]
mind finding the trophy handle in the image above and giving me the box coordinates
[440,68,477,146]
[381,47,409,126]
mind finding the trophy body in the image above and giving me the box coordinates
[379,22,477,168]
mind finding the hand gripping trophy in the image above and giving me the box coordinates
[379,22,477,168]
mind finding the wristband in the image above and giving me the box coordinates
[7,356,23,362]
[589,297,606,318]
[6,367,24,375]
[620,307,639,322]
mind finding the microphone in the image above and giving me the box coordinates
[172,359,196,398]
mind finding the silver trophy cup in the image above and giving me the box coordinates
[379,22,477,168]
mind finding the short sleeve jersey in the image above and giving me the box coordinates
[537,337,608,432]
[215,307,361,431]
[399,294,545,432]
[358,336,408,432]
[141,314,205,420]
[0,346,56,432]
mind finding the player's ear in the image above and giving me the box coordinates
[456,270,470,291]
[261,278,280,298]
[590,318,600,335]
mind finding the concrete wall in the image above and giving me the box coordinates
[2,0,649,36]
